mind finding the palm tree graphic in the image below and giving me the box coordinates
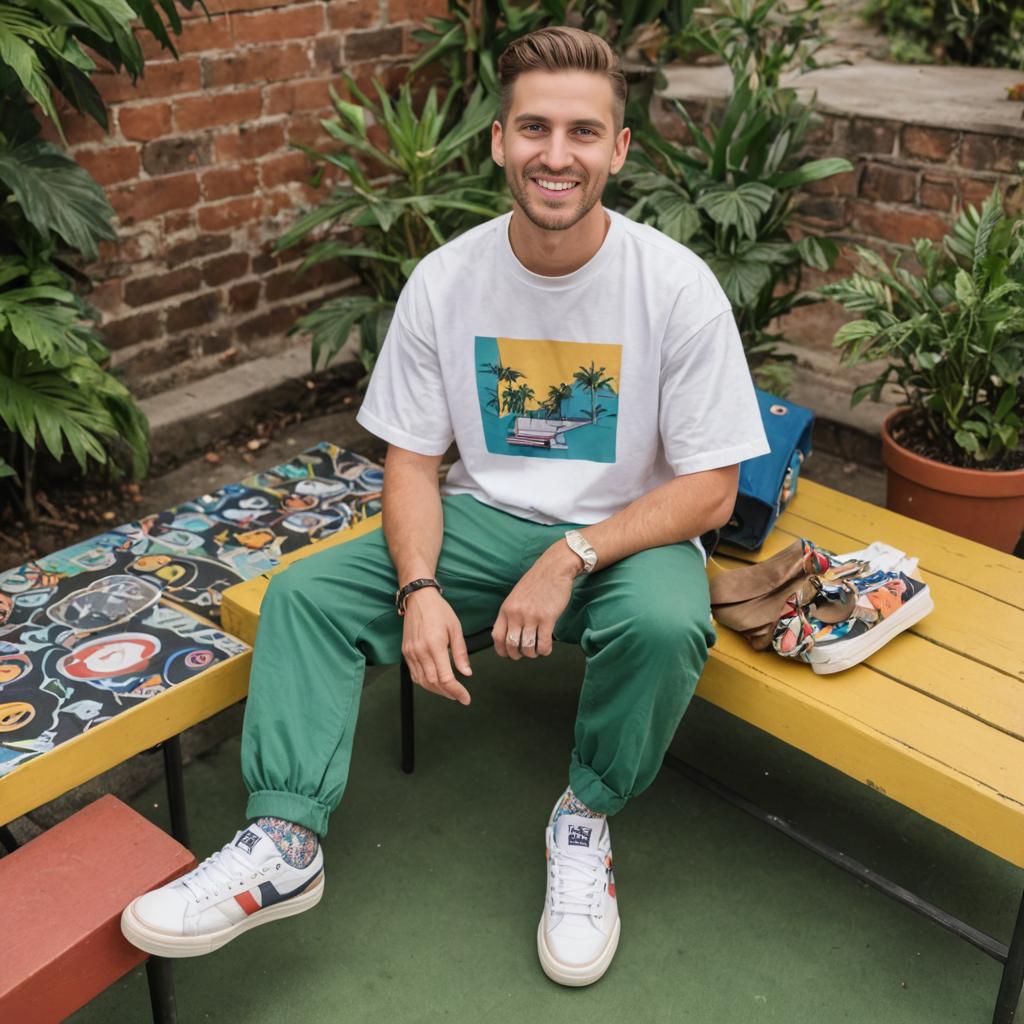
[572,361,617,423]
[543,382,574,420]
[506,382,536,416]
[480,360,524,417]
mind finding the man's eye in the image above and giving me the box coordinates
[575,128,595,137]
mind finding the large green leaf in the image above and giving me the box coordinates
[769,157,853,190]
[0,140,116,259]
[0,288,93,365]
[696,182,776,238]
[289,294,385,371]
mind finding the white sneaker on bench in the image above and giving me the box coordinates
[121,824,324,957]
[537,802,620,987]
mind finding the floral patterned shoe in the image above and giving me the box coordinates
[772,560,934,675]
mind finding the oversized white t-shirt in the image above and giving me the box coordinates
[356,208,769,532]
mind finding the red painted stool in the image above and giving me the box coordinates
[0,794,195,1023]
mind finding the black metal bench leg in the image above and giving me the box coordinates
[993,886,1024,1024]
[0,824,18,854]
[162,735,190,849]
[400,660,414,775]
[145,956,177,1023]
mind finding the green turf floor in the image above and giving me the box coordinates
[73,644,1021,1024]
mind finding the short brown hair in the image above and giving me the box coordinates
[497,27,627,131]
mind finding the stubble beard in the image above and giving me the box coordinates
[506,165,604,232]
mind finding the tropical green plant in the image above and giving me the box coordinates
[0,246,149,517]
[821,188,1024,469]
[862,0,1024,69]
[683,0,835,88]
[618,71,851,390]
[410,0,698,133]
[276,76,509,381]
[410,0,555,106]
[0,0,201,517]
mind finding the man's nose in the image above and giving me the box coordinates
[541,132,573,173]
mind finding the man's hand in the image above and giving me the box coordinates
[401,587,472,705]
[493,541,580,661]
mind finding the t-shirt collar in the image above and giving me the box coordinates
[499,207,623,291]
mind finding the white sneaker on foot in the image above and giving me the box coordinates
[121,824,324,957]
[537,801,620,987]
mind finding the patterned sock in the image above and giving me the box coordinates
[552,786,605,824]
[256,816,319,868]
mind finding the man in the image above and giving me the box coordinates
[121,26,769,986]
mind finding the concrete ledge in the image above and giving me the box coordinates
[661,60,1024,137]
[140,338,359,464]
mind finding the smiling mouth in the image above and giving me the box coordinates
[532,177,581,195]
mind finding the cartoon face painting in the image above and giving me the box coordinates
[0,651,31,688]
[47,576,162,633]
[57,632,162,681]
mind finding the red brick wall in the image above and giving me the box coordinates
[653,98,1023,352]
[55,0,444,397]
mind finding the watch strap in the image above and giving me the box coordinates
[564,530,597,574]
[395,578,443,615]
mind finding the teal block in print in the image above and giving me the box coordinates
[474,336,620,463]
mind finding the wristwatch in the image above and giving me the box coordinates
[395,578,443,615]
[564,530,598,575]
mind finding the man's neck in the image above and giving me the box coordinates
[507,204,610,277]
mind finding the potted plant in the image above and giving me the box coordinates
[821,188,1024,552]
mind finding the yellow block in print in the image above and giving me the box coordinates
[476,336,622,463]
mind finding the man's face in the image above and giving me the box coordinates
[492,70,629,233]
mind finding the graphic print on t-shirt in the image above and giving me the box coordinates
[475,336,621,463]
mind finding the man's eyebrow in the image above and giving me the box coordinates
[513,114,607,130]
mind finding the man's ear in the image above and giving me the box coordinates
[491,119,505,167]
[609,126,631,175]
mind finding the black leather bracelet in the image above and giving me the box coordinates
[394,578,443,615]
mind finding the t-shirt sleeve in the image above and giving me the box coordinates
[355,269,454,457]
[659,281,770,476]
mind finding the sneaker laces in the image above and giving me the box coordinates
[180,842,270,902]
[550,846,606,918]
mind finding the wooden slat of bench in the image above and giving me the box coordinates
[701,635,1024,868]
[708,630,1024,807]
[0,653,251,826]
[784,479,1024,610]
[222,574,268,647]
[760,520,1024,682]
[867,635,1024,742]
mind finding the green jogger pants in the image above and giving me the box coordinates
[241,493,716,835]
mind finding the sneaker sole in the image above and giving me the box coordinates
[809,586,934,675]
[536,915,621,987]
[120,873,325,958]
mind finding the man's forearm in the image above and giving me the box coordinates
[381,447,444,587]
[539,465,738,579]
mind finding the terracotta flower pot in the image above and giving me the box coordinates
[881,409,1024,553]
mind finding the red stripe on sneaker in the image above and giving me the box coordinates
[235,890,260,915]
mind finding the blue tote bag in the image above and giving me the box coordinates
[719,389,815,551]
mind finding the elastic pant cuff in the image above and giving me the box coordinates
[246,789,330,836]
[568,761,629,817]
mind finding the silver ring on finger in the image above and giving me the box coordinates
[506,632,521,647]
[521,634,536,648]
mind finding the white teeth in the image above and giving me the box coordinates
[536,179,578,191]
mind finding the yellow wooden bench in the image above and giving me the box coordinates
[220,479,1024,1023]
